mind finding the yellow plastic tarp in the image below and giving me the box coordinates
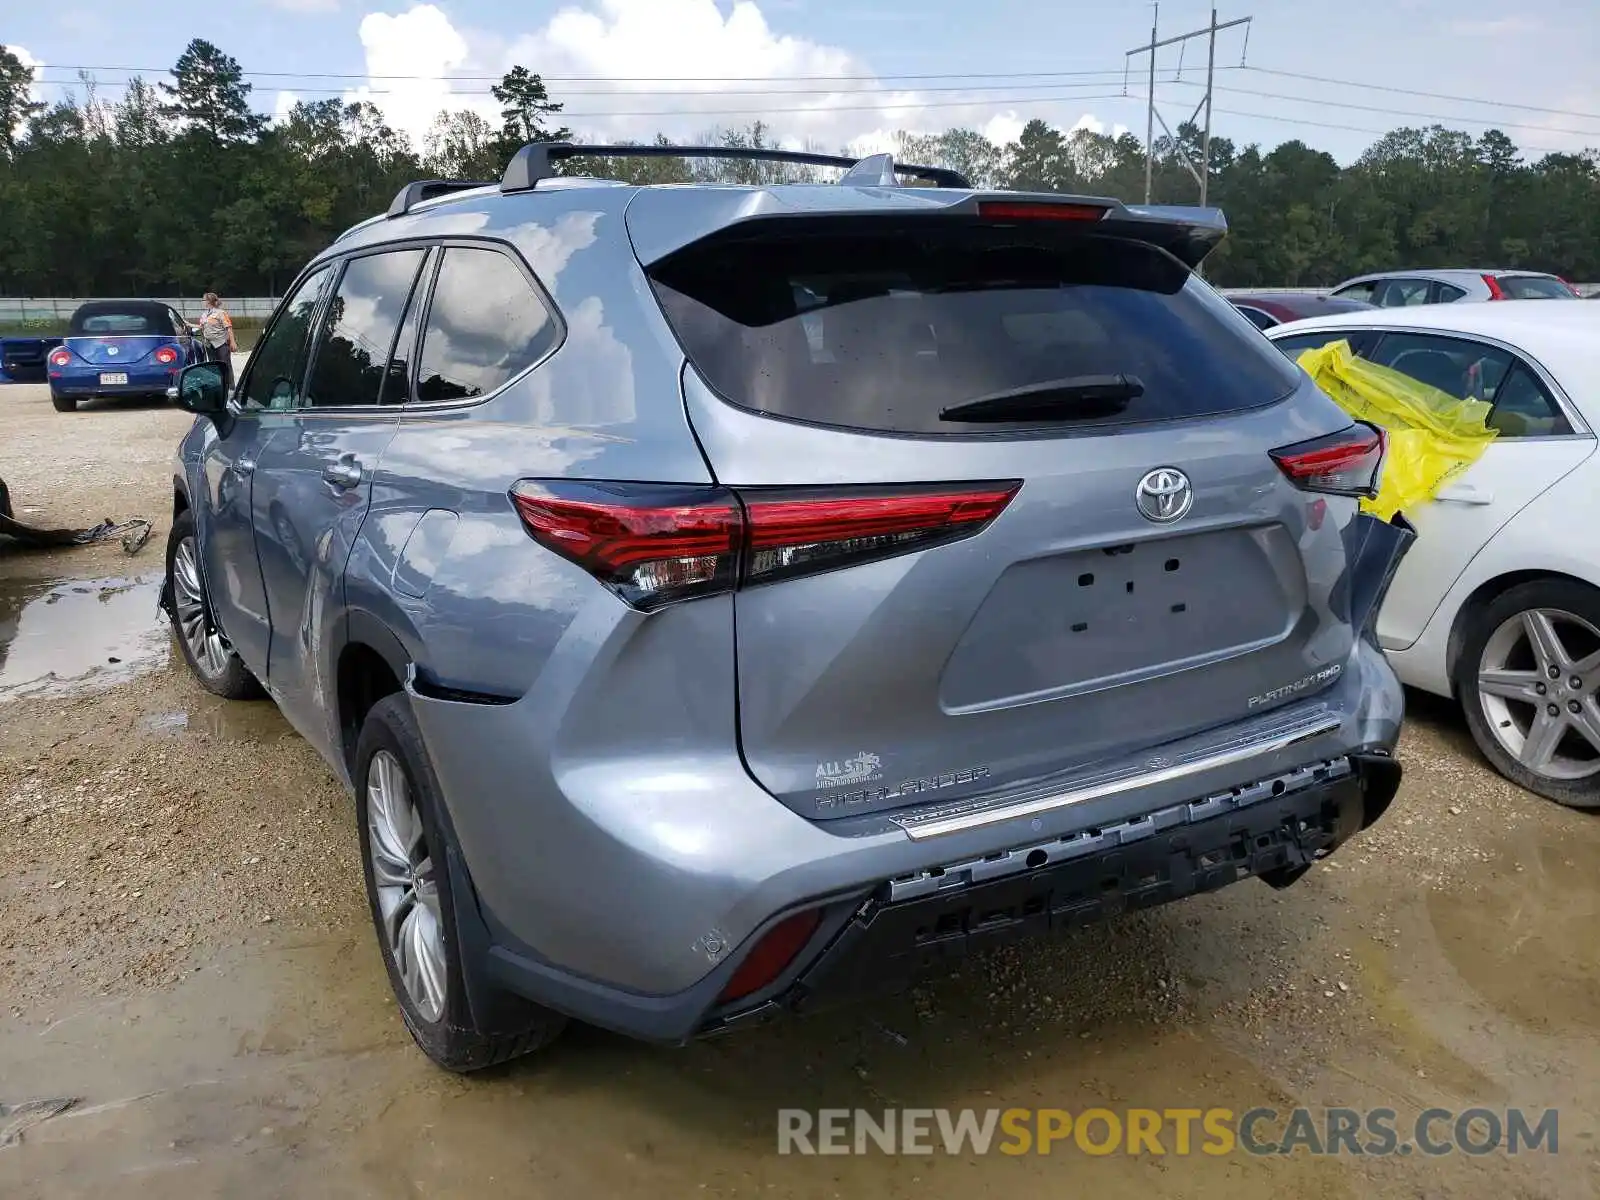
[1294,339,1498,521]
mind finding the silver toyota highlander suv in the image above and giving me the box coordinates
[161,142,1414,1072]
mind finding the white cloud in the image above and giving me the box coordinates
[272,89,300,125]
[982,112,1025,147]
[348,1,1118,159]
[345,5,483,148]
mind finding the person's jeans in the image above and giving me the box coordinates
[206,341,234,393]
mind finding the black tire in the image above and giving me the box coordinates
[50,391,77,413]
[164,510,264,700]
[1454,578,1600,810]
[355,693,567,1072]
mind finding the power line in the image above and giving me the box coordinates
[30,76,1157,99]
[1166,80,1600,138]
[1127,94,1585,155]
[28,62,1237,84]
[1243,65,1600,123]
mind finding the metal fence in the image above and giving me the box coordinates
[0,297,284,322]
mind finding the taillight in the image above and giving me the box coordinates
[742,484,1019,587]
[508,482,741,611]
[1270,423,1385,499]
[509,479,1020,611]
[977,200,1109,222]
[717,909,822,1005]
[155,346,179,365]
[1482,274,1507,299]
[48,348,71,368]
[1558,277,1581,297]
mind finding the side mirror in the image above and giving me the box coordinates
[174,361,228,415]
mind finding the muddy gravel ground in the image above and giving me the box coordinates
[3,381,1600,1199]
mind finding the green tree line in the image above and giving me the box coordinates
[2,39,1597,296]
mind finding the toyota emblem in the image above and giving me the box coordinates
[1135,467,1193,524]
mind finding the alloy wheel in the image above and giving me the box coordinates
[1477,607,1600,782]
[367,749,448,1022]
[171,537,232,679]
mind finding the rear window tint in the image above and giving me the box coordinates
[1497,275,1574,299]
[647,224,1301,435]
[72,312,162,335]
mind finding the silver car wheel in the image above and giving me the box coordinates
[367,749,447,1023]
[172,536,233,679]
[1478,607,1600,782]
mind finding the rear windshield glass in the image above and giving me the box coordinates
[71,310,163,335]
[1497,275,1574,299]
[647,223,1301,435]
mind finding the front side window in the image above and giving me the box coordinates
[415,246,560,404]
[1332,282,1376,304]
[303,248,428,409]
[239,265,334,411]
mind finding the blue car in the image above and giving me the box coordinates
[47,299,206,412]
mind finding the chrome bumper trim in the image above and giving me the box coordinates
[891,707,1344,841]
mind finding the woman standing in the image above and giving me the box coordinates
[196,292,238,393]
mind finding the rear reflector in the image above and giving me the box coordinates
[977,200,1109,222]
[511,479,1020,611]
[717,909,822,1004]
[1270,423,1385,499]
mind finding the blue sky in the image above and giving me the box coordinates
[9,0,1600,164]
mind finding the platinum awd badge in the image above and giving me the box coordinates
[1248,664,1342,708]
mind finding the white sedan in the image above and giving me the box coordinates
[1264,300,1600,808]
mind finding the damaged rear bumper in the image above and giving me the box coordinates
[699,747,1399,1034]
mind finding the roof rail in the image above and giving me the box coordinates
[386,178,498,218]
[499,141,970,193]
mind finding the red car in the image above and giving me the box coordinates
[1228,292,1376,330]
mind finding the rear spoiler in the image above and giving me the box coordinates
[627,191,1230,272]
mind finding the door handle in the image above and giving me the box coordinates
[233,457,256,476]
[322,456,363,490]
[1435,482,1492,505]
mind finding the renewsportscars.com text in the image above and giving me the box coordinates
[776,1106,1559,1157]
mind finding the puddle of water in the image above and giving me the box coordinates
[0,576,169,702]
[140,701,291,743]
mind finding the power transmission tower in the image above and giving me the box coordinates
[1125,7,1252,206]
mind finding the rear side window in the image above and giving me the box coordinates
[415,246,560,404]
[1497,275,1575,299]
[303,248,428,409]
[647,224,1301,435]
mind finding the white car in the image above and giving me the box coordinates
[1265,301,1600,808]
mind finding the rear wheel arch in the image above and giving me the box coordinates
[336,635,406,776]
[1446,570,1600,684]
